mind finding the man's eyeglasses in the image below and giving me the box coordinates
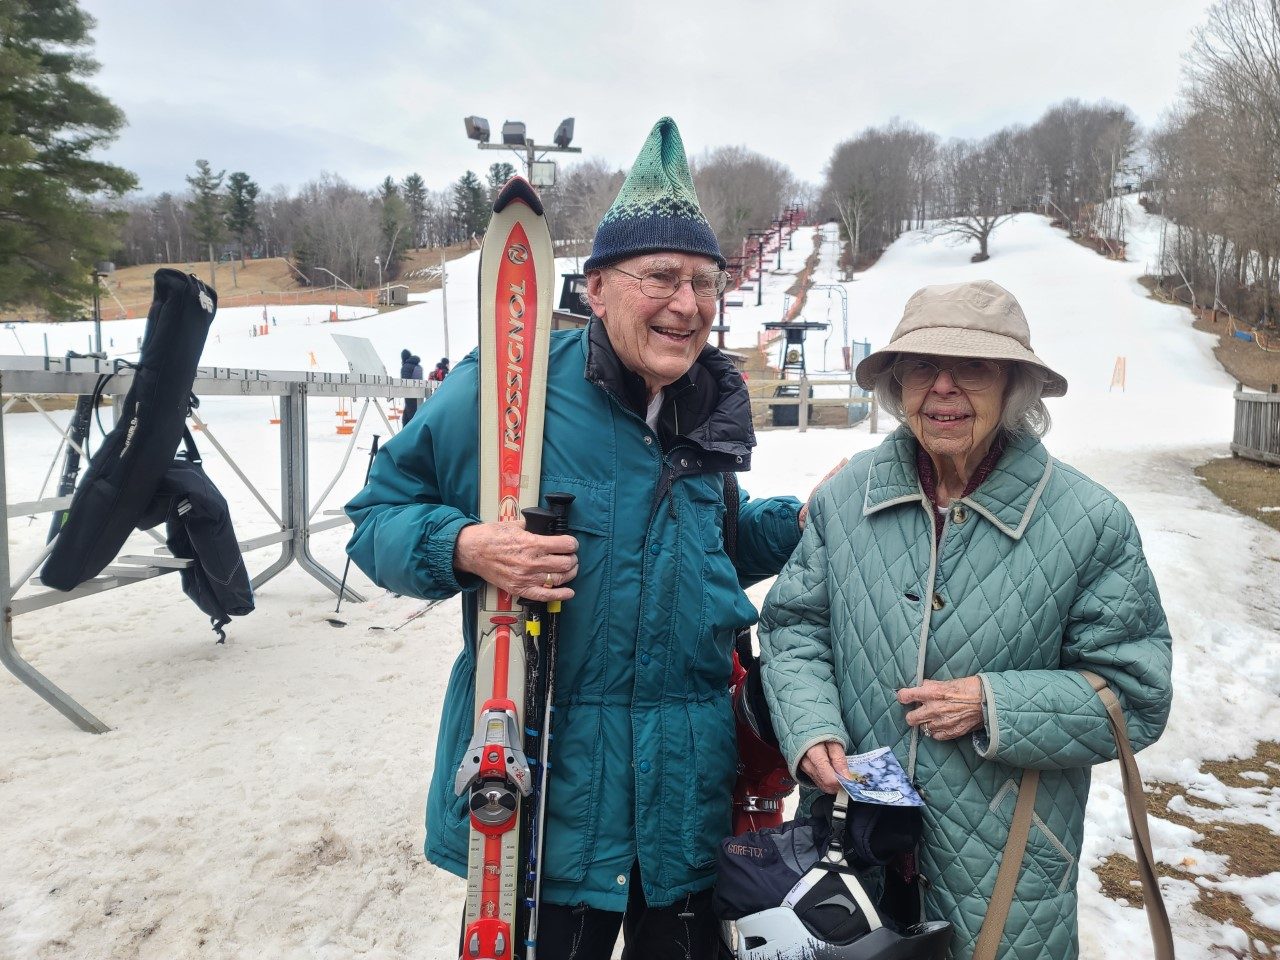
[891,357,1004,391]
[609,266,730,300]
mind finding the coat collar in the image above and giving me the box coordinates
[863,426,1053,540]
[581,317,755,470]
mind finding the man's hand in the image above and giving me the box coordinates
[800,740,848,795]
[454,521,578,602]
[798,457,848,530]
[897,676,984,741]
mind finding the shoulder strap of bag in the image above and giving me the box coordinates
[972,767,1039,960]
[722,470,739,564]
[1079,670,1175,960]
[972,671,1175,960]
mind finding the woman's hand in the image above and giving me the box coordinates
[800,740,848,794]
[897,676,984,741]
[454,521,578,602]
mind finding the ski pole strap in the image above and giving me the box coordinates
[973,671,1174,960]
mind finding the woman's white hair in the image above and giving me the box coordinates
[872,357,1052,438]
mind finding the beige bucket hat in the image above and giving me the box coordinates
[855,280,1068,397]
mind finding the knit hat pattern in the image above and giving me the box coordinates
[583,117,725,272]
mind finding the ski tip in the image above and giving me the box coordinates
[492,177,544,217]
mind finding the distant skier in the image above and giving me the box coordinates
[400,348,424,425]
[429,357,450,382]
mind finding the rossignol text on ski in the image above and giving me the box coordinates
[453,177,555,960]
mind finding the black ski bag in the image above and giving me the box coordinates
[41,270,216,590]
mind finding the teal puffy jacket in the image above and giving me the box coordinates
[759,427,1172,960]
[346,322,801,909]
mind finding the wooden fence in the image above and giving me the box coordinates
[1232,385,1280,466]
[747,377,880,433]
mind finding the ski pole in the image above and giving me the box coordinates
[518,506,554,947]
[334,433,379,614]
[525,491,573,959]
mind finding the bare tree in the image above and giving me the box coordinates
[691,146,796,256]
[932,134,1017,262]
[822,120,936,262]
[1151,0,1280,326]
[546,157,624,248]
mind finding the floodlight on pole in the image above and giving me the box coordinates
[553,117,575,148]
[501,120,527,146]
[464,112,583,181]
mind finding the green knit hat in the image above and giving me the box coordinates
[583,117,725,272]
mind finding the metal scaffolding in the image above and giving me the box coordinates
[0,355,429,733]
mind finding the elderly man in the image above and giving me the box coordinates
[345,117,803,958]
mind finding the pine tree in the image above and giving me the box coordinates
[402,173,427,248]
[487,162,517,200]
[452,170,489,240]
[224,171,259,265]
[0,0,137,316]
[377,176,409,278]
[186,159,225,286]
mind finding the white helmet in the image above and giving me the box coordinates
[728,907,950,960]
[720,794,951,960]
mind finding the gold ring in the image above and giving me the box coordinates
[544,573,555,589]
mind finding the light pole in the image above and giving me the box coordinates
[747,231,769,307]
[464,116,582,188]
[91,262,114,353]
[374,255,383,304]
[772,219,785,269]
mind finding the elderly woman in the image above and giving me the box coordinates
[758,280,1172,959]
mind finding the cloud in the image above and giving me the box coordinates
[80,0,1216,195]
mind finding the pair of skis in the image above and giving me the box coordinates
[454,178,565,960]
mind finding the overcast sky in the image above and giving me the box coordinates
[79,0,1215,198]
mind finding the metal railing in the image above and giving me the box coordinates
[747,376,880,433]
[1,355,430,732]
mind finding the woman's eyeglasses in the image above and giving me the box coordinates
[892,357,1004,391]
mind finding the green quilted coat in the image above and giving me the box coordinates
[758,427,1172,960]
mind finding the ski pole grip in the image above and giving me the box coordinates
[545,492,575,534]
[522,507,555,537]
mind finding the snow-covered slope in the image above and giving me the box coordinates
[6,249,590,376]
[1,212,1276,958]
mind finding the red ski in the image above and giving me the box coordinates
[454,178,553,960]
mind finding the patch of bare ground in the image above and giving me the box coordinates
[1137,276,1280,392]
[1196,458,1280,535]
[1095,740,1280,955]
[0,242,479,323]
